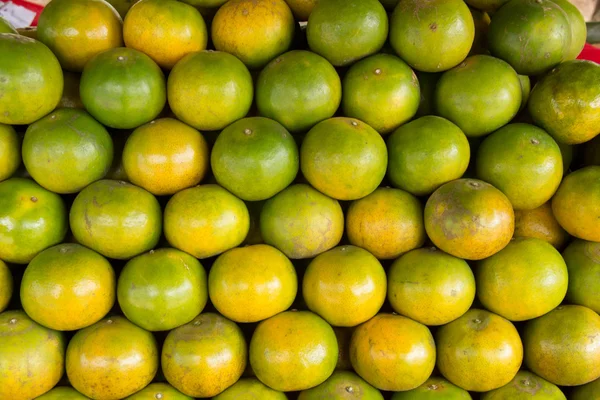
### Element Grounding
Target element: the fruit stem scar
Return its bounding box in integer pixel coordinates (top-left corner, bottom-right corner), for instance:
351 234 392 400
345 386 354 393
244 128 252 135
30 196 37 202
351 121 358 126
428 384 439 390
155 393 163 399
374 68 382 75
106 319 113 324
9 318 17 324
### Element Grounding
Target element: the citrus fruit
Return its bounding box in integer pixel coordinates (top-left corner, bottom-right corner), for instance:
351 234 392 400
301 117 387 200
387 116 470 196
0 124 20 182
424 178 515 260
122 118 209 196
164 184 249 258
209 244 297 323
213 378 287 400
124 0 207 69
519 74 531 111
256 50 341 133
37 0 123 71
20 243 115 331
67 316 158 399
22 108 114 194
303 245 386 327
179 0 226 7
0 34 63 125
480 370 566 400
106 0 140 18
388 247 476 326
0 310 65 400
69 179 162 260
342 53 420 134
476 123 563 210
476 237 568 321
0 178 67 264
523 305 600 386
284 0 317 20
528 60 600 144
562 239 600 314
346 187 425 260
435 55 522 137
58 71 84 109
80 47 166 129
35 387 91 399
436 309 523 392
334 327 353 370
571 378 600 400
551 0 587 61
162 313 247 398
124 383 192 400
307 0 388 67
298 370 384 400
415 71 440 117
211 0 295 69
552 166 600 242
350 313 436 391
167 51 253 131
0 17 16 33
389 0 474 73
514 201 569 249
250 310 338 391
391 376 472 400
464 0 509 11
488 0 571 76
118 248 208 331
260 184 344 259
211 117 299 201
0 260 11 313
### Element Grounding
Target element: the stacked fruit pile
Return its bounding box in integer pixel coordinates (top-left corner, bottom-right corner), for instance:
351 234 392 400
1 0 600 399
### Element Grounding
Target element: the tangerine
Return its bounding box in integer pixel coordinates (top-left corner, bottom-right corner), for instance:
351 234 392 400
124 383 192 400
480 370 566 400
562 239 600 314
391 376 471 400
213 378 287 400
298 370 384 400
0 124 20 182
0 260 11 313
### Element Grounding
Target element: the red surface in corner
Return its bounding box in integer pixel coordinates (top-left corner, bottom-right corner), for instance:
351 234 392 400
578 43 600 64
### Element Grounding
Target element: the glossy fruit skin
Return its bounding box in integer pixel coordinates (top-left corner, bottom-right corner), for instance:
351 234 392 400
168 51 253 131
23 108 113 194
58 71 84 109
209 244 297 323
307 0 388 67
256 50 341 133
571 378 600 400
301 117 387 201
0 17 16 33
343 54 420 134
518 74 531 111
551 0 587 61
303 245 386 327
528 60 600 145
480 370 566 400
435 55 522 137
488 0 571 76
80 47 166 129
0 124 20 182
260 184 344 259
124 0 207 69
299 370 383 400
0 311 65 400
514 202 569 250
476 123 563 210
390 0 474 73
424 179 515 260
124 383 192 399
37 0 123 72
562 240 600 314
388 247 475 326
0 34 63 125
69 180 162 260
35 386 91 399
476 237 568 321
162 313 247 398
250 311 338 392
0 260 11 312
118 248 207 331
213 378 287 400
391 376 472 400
346 187 425 260
552 166 600 242
164 184 249 259
123 118 209 196
21 243 115 331
387 116 470 196
284 0 317 21
0 178 67 264
211 117 299 201
351 313 436 391
524 305 600 386
67 316 158 400
436 309 523 392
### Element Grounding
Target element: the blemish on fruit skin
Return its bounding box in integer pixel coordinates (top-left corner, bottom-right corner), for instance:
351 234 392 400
429 22 437 32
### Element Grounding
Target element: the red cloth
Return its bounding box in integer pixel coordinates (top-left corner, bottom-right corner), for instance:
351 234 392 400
578 43 600 64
